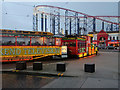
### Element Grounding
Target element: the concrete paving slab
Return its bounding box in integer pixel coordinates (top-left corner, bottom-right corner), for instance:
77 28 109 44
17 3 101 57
81 77 118 88
42 51 119 88
42 77 87 88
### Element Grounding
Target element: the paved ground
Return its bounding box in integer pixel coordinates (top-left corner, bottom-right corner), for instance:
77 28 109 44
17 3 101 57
2 73 57 88
1 50 119 88
42 51 119 88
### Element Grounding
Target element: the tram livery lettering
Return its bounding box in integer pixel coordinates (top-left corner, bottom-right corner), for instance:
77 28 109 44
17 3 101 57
0 46 61 57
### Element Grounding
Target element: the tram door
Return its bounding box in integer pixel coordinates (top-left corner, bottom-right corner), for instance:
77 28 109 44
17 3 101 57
68 41 77 55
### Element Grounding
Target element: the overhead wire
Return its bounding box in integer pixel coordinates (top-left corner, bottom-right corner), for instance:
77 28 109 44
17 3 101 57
2 2 35 18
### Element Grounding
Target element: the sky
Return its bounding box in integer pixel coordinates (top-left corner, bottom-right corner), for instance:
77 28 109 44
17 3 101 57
1 2 119 32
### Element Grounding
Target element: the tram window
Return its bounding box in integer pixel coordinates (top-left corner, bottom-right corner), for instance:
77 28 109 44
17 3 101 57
78 42 81 47
82 42 84 47
31 37 43 46
8 31 13 33
63 42 69 46
38 32 42 35
62 42 65 46
84 42 86 47
79 42 82 47
81 42 86 47
0 38 1 45
2 37 15 45
44 37 51 46
23 31 28 34
30 32 35 34
79 42 81 46
47 37 54 46
51 38 55 45
56 38 61 46
2 30 6 33
46 37 50 45
17 31 22 33
81 42 82 47
17 37 30 46
69 42 76 47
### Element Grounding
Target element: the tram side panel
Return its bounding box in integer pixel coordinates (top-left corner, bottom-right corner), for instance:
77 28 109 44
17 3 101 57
1 46 62 62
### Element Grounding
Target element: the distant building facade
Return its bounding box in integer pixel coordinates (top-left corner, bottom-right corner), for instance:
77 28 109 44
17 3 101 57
88 30 119 48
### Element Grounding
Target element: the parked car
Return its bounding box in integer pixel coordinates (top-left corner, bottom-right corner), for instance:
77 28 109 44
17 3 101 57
106 46 115 49
98 46 105 49
115 46 119 50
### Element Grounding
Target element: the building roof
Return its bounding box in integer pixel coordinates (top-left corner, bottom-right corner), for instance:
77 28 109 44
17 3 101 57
88 30 119 34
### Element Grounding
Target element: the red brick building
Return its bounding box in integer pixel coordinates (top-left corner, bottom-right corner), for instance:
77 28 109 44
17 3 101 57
88 30 119 48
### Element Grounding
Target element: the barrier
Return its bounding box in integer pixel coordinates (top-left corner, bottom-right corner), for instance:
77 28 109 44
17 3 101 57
84 63 95 73
56 63 66 72
16 61 26 70
33 62 42 70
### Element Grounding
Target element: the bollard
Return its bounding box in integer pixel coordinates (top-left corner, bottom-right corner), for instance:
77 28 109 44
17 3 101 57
56 63 66 72
84 63 95 73
33 62 42 70
16 61 26 70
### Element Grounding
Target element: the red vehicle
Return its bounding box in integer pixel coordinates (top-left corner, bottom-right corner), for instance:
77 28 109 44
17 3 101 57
61 35 96 58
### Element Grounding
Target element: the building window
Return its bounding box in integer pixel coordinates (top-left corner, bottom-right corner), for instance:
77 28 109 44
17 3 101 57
113 37 115 40
117 36 119 40
110 37 111 40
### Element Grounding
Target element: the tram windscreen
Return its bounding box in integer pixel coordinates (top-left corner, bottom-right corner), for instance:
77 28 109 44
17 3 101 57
62 42 69 46
69 42 76 47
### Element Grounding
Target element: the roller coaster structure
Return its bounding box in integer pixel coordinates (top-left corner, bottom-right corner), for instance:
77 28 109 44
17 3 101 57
33 5 119 35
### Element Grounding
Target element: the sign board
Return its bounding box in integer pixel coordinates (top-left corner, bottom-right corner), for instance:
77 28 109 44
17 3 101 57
61 46 67 54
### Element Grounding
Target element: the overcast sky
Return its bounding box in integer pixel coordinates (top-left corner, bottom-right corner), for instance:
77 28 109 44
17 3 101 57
2 2 118 31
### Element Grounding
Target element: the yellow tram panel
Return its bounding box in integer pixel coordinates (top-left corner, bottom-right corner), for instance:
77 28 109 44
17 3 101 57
0 46 61 57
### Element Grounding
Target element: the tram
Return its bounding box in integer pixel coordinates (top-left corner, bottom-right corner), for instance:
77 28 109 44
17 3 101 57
0 29 97 62
0 29 66 62
61 35 98 58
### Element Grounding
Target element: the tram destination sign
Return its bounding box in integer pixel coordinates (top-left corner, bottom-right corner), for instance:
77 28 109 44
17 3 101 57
0 46 61 57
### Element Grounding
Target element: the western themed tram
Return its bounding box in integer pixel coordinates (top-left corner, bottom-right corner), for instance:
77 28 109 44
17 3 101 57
0 29 65 62
61 35 98 58
0 29 98 62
